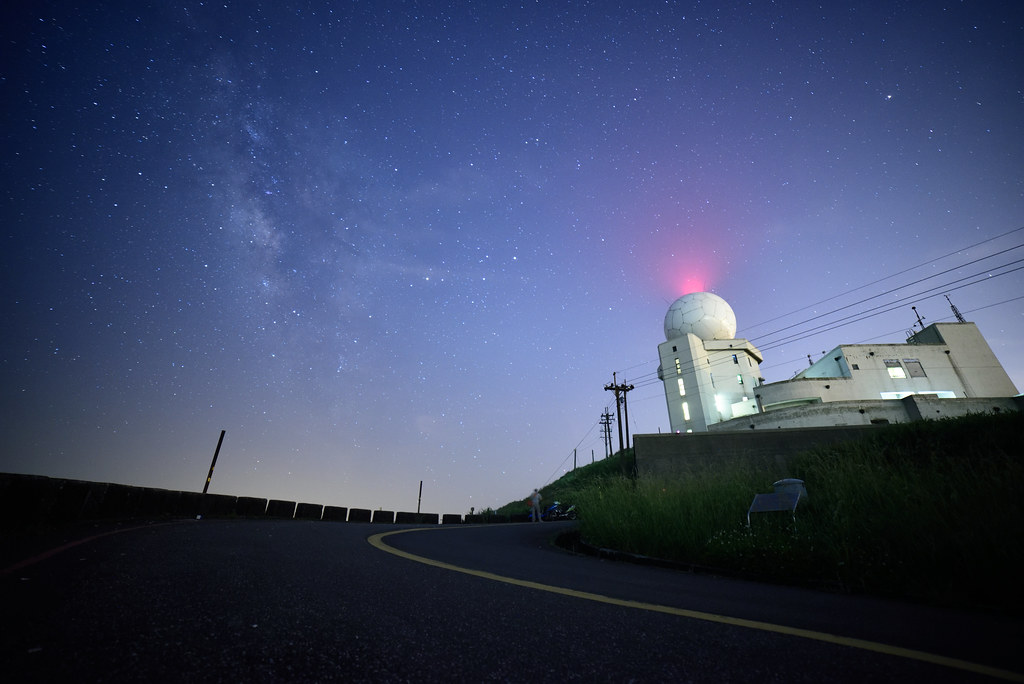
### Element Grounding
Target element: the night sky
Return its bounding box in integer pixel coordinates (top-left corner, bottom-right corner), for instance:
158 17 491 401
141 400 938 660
3 2 1022 514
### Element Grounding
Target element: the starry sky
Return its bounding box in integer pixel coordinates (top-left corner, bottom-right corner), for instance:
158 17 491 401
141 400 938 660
2 2 1022 514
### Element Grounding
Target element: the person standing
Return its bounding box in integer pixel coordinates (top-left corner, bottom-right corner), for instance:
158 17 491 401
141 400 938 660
529 488 543 522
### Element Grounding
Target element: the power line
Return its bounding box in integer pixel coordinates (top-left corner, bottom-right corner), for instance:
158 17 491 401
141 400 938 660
751 248 1024 347
755 261 1024 353
742 225 1024 334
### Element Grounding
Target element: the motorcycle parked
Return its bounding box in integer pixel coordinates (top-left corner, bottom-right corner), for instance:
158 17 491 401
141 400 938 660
529 501 577 521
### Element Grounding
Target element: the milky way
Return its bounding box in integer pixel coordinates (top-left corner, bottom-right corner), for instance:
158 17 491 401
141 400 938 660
2 2 1022 512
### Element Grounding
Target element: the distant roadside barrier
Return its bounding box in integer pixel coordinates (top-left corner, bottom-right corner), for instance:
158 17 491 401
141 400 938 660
0 473 504 528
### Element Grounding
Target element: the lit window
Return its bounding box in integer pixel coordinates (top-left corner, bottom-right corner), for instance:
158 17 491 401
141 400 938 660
674 358 682 375
677 378 685 397
884 359 906 379
737 374 743 385
682 402 690 420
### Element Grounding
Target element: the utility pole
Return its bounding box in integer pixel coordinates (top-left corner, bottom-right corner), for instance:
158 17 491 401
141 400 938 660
623 388 632 450
202 430 226 495
604 372 635 456
599 410 613 458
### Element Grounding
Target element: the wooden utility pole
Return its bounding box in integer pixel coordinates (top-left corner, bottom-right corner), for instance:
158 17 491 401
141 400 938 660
604 373 634 455
599 410 613 458
623 388 632 450
202 430 226 494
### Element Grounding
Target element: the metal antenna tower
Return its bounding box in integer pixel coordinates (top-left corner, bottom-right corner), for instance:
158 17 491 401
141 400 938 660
945 294 966 323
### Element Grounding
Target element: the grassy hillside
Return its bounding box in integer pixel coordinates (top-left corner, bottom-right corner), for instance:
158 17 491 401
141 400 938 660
494 449 633 517
516 411 1024 613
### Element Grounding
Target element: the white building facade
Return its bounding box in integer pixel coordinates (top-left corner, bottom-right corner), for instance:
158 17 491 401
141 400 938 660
657 295 1020 433
657 292 764 433
732 321 1020 429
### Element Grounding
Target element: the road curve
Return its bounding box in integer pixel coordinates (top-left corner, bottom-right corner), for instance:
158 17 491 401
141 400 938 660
2 518 1021 682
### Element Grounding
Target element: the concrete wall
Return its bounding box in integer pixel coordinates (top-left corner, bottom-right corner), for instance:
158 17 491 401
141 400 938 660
901 395 1022 421
634 425 880 481
637 396 1021 479
711 395 1021 430
0 473 483 528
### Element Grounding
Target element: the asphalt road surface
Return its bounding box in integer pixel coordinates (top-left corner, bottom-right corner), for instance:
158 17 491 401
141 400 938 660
2 518 1022 683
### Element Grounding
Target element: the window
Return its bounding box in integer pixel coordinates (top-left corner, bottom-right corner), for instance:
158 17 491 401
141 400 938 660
677 378 685 397
732 354 739 364
880 391 913 400
904 359 926 377
881 390 956 400
682 402 690 421
884 359 906 379
737 374 743 385
674 358 682 375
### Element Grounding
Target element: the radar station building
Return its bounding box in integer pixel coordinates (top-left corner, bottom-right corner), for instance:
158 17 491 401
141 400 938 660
657 292 765 432
657 293 1020 433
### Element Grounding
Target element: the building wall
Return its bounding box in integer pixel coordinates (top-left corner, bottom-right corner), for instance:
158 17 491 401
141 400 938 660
711 395 1021 430
658 334 763 433
756 323 1019 411
913 323 1020 397
658 333 710 432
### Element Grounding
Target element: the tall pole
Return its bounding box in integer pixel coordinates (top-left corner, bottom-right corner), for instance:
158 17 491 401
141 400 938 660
600 410 613 458
417 480 423 514
623 387 632 450
203 430 226 495
604 373 634 457
615 396 624 453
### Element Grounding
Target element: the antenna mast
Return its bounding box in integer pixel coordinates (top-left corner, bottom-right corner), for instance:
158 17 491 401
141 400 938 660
945 294 966 323
911 306 926 330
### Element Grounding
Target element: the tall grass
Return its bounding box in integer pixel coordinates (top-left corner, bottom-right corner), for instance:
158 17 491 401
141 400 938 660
573 412 1024 612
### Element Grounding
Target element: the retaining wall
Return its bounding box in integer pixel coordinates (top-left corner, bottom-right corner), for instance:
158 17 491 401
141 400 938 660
634 425 880 481
0 473 489 529
371 510 395 524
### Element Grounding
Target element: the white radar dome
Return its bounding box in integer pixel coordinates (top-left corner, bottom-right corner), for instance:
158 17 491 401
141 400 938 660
664 292 737 341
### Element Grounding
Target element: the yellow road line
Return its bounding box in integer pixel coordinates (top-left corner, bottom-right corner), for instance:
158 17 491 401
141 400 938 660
369 527 1023 683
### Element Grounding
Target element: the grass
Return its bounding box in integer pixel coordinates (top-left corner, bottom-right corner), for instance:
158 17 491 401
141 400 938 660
509 411 1024 613
493 450 634 518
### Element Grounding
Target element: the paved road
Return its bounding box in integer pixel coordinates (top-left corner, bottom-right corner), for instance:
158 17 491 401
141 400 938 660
2 519 1021 682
